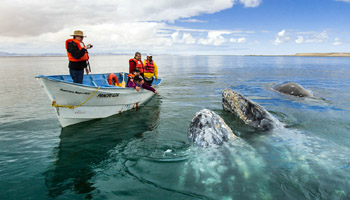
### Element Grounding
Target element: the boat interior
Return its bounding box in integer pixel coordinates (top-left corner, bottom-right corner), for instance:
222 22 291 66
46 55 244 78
37 73 161 88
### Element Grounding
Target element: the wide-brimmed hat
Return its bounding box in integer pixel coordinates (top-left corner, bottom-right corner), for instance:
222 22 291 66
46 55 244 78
71 30 86 37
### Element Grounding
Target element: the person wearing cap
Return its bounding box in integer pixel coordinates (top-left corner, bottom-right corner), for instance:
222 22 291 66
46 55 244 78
65 30 93 84
127 75 158 95
143 53 158 86
129 52 144 76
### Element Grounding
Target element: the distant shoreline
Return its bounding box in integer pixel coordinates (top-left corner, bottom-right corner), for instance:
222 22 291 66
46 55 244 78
246 53 350 57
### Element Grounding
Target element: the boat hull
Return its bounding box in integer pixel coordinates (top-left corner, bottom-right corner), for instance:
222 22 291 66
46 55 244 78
36 75 158 127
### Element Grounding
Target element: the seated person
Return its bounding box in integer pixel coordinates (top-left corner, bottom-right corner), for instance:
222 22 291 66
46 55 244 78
127 67 141 85
127 75 158 95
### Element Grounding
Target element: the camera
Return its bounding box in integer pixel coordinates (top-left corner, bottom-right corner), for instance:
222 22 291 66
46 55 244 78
89 44 93 48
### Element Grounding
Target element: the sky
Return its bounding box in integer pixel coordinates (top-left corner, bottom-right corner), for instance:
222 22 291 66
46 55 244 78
0 0 349 55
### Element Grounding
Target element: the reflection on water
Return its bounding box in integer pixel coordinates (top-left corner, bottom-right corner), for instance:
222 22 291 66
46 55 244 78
44 97 161 198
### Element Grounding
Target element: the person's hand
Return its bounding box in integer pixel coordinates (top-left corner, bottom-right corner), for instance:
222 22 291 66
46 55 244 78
154 91 159 95
155 77 158 81
86 44 93 49
136 86 141 92
85 67 89 75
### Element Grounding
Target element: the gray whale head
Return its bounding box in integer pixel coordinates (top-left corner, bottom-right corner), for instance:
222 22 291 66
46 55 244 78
274 82 312 97
188 109 236 147
222 89 276 131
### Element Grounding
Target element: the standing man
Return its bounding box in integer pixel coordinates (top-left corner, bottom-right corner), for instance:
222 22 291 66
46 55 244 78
129 52 144 76
143 53 158 86
65 30 92 84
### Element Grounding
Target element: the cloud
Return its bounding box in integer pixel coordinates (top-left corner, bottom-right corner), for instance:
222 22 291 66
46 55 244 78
0 0 235 37
198 31 232 46
239 0 262 7
178 19 207 23
295 36 304 44
230 37 246 43
171 32 196 44
273 29 291 45
335 0 350 2
295 31 329 44
333 37 342 46
0 0 264 54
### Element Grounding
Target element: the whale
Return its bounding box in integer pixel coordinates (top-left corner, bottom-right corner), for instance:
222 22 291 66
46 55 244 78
184 109 271 198
274 82 312 97
222 89 278 131
188 109 236 147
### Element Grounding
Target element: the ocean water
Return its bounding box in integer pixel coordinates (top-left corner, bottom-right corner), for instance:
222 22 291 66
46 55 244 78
0 55 350 199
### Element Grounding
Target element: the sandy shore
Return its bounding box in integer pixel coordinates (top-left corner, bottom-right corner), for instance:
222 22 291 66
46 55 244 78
293 53 350 57
246 53 350 57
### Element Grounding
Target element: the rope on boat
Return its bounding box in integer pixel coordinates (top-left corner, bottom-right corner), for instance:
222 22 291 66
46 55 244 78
51 86 101 109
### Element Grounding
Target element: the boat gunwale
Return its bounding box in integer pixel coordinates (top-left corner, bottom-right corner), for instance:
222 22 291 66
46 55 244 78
35 74 162 90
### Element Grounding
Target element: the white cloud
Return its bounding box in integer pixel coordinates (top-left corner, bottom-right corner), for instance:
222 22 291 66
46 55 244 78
295 31 329 44
273 29 291 45
295 36 304 44
306 31 329 43
0 0 264 54
171 32 196 44
0 0 256 54
335 0 350 2
198 31 231 46
0 0 235 37
182 33 197 44
230 37 246 43
179 19 207 23
333 37 342 46
239 0 262 7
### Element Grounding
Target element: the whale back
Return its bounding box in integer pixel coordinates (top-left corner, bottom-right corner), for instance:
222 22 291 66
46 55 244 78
274 82 312 97
188 109 236 147
222 89 274 131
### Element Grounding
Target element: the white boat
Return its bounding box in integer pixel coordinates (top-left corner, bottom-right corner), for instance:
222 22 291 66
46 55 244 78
36 73 161 127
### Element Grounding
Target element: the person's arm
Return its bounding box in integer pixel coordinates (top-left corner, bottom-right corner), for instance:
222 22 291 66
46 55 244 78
129 60 136 74
154 62 158 80
141 83 157 94
67 42 86 59
127 80 134 87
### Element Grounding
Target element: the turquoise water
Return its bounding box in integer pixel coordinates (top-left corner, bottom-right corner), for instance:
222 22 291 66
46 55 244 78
1 55 350 199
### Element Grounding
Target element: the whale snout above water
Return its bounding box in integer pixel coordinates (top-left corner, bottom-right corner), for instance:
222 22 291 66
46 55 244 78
222 89 276 131
274 82 312 97
188 109 236 147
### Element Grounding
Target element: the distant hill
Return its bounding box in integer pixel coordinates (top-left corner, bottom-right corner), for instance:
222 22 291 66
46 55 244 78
0 51 23 56
0 51 131 57
0 51 66 57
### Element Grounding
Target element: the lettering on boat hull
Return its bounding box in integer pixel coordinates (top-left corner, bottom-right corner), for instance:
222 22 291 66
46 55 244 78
60 88 91 95
97 93 120 98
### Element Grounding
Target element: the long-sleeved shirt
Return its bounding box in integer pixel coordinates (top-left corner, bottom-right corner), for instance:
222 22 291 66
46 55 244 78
127 80 156 93
67 42 88 70
142 60 158 79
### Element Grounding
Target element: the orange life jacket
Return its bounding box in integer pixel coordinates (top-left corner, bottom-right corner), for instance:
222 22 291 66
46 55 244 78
65 39 89 62
129 58 144 73
144 60 155 73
